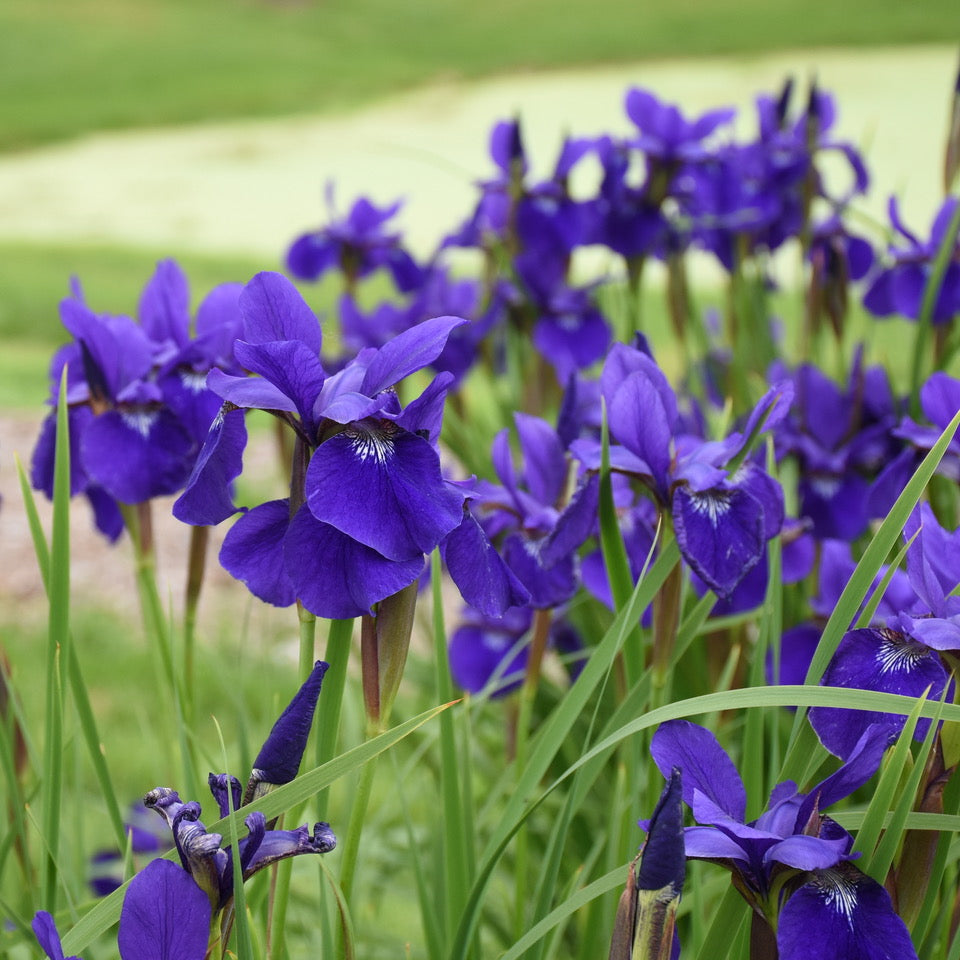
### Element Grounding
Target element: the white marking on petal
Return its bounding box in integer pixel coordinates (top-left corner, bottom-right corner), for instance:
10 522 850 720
121 410 158 438
809 475 841 499
346 421 396 464
875 629 928 675
180 369 209 394
809 869 859 927
688 490 733 525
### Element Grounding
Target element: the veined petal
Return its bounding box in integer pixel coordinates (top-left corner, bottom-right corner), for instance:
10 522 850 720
306 421 463 560
672 484 765 598
285 505 424 619
810 628 948 759
206 367 298 414
220 500 297 608
359 315 466 396
173 406 247 526
650 719 746 822
763 833 853 871
777 864 918 960
240 272 322 355
81 408 194 503
118 858 211 960
232 340 326 433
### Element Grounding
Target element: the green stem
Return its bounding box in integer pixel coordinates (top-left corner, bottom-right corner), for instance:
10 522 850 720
315 619 354 818
297 602 317 680
338 753 378 906
183 524 209 726
512 608 552 938
121 502 198 799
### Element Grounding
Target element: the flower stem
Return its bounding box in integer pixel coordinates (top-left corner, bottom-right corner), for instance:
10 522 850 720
183 523 209 726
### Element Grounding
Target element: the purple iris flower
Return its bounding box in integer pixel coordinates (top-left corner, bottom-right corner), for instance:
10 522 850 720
448 605 584 697
34 860 212 960
809 504 960 759
871 372 960 510
572 342 790 597
473 412 598 609
863 196 960 323
286 186 425 292
31 263 242 537
145 659 335 915
33 662 330 960
772 352 902 541
89 802 171 897
651 719 915 960
175 271 518 620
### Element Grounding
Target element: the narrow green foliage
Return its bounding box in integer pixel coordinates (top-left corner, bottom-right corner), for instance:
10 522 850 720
40 371 71 912
854 693 929 871
430 551 472 951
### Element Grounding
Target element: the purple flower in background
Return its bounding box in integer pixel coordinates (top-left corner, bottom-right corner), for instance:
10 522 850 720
89 802 171 897
31 263 242 538
448 605 584 696
810 503 960 759
287 186 424 292
772 352 902 541
572 342 789 597
863 196 960 323
651 719 913 960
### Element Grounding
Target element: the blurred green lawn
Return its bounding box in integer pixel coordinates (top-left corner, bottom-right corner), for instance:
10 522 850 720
2 0 955 152
1 0 952 406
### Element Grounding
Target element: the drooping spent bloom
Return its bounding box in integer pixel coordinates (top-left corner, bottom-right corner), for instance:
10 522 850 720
31 262 242 538
146 660 335 919
650 719 915 960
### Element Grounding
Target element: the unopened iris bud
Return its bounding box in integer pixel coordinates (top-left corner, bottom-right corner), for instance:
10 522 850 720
243 660 329 805
609 769 685 960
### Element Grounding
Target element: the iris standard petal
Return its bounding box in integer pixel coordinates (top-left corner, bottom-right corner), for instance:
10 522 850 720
359 314 466 396
239 272 322 356
650 719 746 822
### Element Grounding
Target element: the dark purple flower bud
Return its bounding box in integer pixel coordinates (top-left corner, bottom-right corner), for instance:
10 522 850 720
244 660 329 804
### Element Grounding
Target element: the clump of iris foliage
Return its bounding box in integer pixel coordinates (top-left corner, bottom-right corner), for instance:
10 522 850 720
4 66 960 960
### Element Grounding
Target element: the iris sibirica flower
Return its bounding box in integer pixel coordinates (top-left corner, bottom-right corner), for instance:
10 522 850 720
571 341 789 598
33 661 333 960
286 186 425 293
771 352 902 541
651 719 916 960
174 271 519 620
863 197 960 324
31 261 242 539
810 503 959 759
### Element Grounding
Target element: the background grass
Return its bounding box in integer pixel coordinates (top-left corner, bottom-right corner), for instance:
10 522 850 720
1 0 957 152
